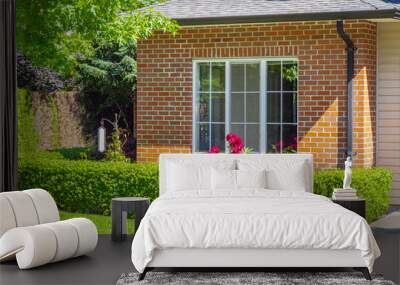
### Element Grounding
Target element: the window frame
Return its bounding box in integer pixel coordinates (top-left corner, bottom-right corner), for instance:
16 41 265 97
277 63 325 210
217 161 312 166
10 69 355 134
192 57 299 153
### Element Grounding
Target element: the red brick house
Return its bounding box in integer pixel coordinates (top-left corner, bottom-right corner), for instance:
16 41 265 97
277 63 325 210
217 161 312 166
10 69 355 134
135 0 400 204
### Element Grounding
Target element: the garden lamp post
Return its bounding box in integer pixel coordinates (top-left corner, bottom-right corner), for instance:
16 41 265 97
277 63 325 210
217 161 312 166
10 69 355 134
98 120 106 153
98 113 119 153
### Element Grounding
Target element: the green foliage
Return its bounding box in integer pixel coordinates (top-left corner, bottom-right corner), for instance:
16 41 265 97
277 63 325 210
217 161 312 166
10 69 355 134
242 147 253 154
17 88 39 160
105 129 127 162
16 0 179 76
48 95 61 149
21 150 71 162
78 42 136 134
283 64 298 82
79 42 136 94
19 157 159 215
314 168 392 222
59 210 134 234
52 147 96 160
19 153 391 222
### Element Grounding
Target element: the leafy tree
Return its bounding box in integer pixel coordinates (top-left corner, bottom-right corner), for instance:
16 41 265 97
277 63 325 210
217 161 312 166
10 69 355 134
16 0 178 76
16 0 177 159
78 41 136 136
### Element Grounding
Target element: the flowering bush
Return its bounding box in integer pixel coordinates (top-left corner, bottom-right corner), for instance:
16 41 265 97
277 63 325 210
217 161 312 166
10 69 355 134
272 137 298 153
226 133 244 153
208 133 298 154
209 132 251 154
208 146 221 154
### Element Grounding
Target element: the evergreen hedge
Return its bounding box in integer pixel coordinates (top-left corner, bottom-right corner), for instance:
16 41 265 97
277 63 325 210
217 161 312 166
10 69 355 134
19 157 391 222
19 158 158 215
314 168 392 222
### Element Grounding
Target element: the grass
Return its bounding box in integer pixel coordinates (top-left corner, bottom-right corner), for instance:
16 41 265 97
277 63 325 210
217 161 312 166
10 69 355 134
59 211 134 234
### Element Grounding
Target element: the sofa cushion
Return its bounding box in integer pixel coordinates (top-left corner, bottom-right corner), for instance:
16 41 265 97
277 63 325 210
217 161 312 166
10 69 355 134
0 191 39 227
42 221 79 262
0 189 60 238
24 189 59 224
0 196 17 238
0 218 97 269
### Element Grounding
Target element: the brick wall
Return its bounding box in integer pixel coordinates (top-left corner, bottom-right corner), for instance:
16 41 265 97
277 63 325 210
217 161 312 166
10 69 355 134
136 20 376 168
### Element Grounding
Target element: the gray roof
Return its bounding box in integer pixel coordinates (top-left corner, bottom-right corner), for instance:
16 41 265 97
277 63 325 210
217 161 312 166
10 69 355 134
149 0 400 25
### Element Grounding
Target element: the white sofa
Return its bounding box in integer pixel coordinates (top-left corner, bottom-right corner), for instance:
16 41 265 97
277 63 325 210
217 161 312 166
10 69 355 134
0 189 98 269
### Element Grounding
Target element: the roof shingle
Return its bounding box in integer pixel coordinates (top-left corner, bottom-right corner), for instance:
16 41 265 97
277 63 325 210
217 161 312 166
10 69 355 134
149 0 400 25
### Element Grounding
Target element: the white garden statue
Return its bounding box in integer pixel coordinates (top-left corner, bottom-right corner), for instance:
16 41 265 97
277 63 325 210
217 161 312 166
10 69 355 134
343 156 352 189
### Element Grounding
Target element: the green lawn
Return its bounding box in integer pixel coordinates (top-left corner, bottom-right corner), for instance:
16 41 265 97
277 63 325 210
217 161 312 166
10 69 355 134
59 211 134 234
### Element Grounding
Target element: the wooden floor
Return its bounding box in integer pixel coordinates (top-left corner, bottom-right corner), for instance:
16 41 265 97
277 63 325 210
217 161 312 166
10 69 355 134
0 235 134 285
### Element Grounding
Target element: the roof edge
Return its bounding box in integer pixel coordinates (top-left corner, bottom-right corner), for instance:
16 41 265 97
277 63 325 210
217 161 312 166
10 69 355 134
174 9 399 26
395 9 400 20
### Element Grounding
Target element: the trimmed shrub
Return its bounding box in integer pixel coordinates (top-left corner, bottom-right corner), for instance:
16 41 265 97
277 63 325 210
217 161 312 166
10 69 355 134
52 147 96 160
19 158 158 215
19 156 391 222
314 168 392 222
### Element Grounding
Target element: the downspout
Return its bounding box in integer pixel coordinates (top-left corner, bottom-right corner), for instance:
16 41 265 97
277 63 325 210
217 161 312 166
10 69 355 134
336 20 356 160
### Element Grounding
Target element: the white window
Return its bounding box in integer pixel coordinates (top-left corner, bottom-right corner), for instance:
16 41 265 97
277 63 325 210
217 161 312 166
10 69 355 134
193 58 298 153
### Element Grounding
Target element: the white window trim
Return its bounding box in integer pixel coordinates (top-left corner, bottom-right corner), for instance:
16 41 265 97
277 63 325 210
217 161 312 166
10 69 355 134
192 57 299 153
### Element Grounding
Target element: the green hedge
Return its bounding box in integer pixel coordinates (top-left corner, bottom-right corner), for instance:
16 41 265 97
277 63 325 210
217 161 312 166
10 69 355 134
19 157 391 222
314 168 392 222
19 158 158 215
51 147 96 160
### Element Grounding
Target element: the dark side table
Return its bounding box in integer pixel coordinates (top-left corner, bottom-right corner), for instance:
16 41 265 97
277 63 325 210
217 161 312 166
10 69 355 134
111 197 150 242
332 198 366 218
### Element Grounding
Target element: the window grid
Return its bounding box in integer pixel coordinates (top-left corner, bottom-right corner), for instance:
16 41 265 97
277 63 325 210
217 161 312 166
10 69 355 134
193 58 298 153
196 62 227 151
224 62 231 153
280 61 283 154
231 64 246 148
208 63 212 149
266 60 298 154
265 62 269 152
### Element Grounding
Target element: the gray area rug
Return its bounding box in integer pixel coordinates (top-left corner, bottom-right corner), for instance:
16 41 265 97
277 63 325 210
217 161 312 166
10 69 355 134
116 272 395 285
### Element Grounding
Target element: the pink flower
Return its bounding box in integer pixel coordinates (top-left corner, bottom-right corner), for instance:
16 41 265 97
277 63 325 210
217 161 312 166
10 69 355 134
208 145 221 154
226 132 245 154
226 133 235 141
231 143 244 154
226 133 241 145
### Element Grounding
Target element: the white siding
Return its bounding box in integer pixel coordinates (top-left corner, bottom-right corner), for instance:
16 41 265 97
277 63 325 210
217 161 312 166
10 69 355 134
377 23 400 205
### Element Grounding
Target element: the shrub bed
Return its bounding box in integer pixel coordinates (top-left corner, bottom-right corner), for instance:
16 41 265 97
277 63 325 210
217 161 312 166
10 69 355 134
19 158 158 215
314 168 392 222
19 156 391 222
51 147 96 160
